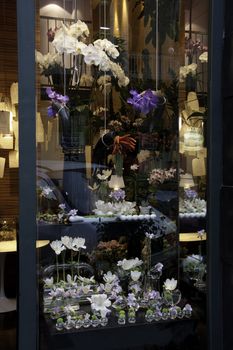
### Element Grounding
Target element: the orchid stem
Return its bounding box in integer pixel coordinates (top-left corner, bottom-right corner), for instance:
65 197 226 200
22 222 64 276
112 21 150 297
56 254 59 284
71 250 74 280
62 251 65 282
77 250 81 277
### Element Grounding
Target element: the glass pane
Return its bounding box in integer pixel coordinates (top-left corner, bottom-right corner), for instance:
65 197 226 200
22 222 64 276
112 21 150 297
0 1 18 349
36 1 208 349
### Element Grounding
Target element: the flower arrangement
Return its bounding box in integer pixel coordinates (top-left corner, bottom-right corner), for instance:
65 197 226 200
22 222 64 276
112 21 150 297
148 168 176 186
44 243 192 329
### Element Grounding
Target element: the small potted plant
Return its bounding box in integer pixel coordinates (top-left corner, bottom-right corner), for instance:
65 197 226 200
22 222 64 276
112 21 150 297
75 314 83 329
118 310 126 325
55 317 64 331
91 314 99 327
161 307 169 320
128 307 136 324
145 308 154 322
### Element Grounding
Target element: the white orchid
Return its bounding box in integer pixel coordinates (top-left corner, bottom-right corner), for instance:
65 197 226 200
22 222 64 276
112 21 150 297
97 75 112 94
35 50 61 70
88 294 111 318
50 240 66 255
137 150 151 163
179 63 197 82
199 51 208 63
82 44 109 67
130 270 141 282
80 74 94 87
109 61 129 87
94 38 119 59
163 278 177 291
130 164 139 171
66 20 90 38
68 209 78 217
61 236 73 250
72 237 86 251
75 41 87 55
117 258 143 271
96 169 112 181
53 29 79 54
44 277 54 288
103 271 118 284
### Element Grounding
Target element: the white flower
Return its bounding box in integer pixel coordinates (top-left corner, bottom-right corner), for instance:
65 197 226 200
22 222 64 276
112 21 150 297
78 276 95 284
88 294 111 318
96 169 112 180
82 44 108 66
137 150 150 163
67 20 89 38
163 278 177 291
179 63 197 82
50 240 66 255
93 200 137 216
97 75 112 94
130 270 141 281
59 203 66 210
72 237 86 251
130 164 139 171
44 277 54 287
199 51 208 63
109 61 129 87
117 258 143 271
68 209 78 216
66 274 77 285
103 271 118 284
35 50 61 70
61 236 73 249
80 74 94 87
94 38 119 59
75 41 87 55
81 284 91 294
53 29 79 54
64 304 78 315
88 182 99 191
41 186 53 198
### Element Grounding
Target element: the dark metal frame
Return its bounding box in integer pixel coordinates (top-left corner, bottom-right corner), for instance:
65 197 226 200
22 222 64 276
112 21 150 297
207 0 224 350
17 0 37 349
16 0 224 349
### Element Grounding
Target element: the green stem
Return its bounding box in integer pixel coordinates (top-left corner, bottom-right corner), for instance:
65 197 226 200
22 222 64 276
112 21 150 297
62 251 65 282
71 250 74 280
56 254 59 284
77 250 81 277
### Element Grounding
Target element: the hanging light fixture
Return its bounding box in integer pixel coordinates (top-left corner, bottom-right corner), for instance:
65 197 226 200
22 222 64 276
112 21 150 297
183 127 204 152
179 173 195 189
108 175 125 190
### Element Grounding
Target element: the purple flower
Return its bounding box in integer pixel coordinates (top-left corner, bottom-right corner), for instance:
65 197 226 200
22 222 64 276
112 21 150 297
127 89 158 114
184 189 198 199
109 189 126 201
47 105 57 118
46 87 69 104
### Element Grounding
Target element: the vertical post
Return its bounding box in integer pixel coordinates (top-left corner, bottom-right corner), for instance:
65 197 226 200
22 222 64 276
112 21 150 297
17 0 37 349
208 0 224 349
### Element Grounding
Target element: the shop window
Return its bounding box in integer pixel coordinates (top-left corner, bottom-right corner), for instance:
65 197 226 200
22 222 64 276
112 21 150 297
35 1 208 349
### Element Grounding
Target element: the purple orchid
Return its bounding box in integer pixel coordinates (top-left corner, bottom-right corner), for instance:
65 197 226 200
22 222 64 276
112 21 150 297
46 87 69 104
127 89 158 114
46 87 69 118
